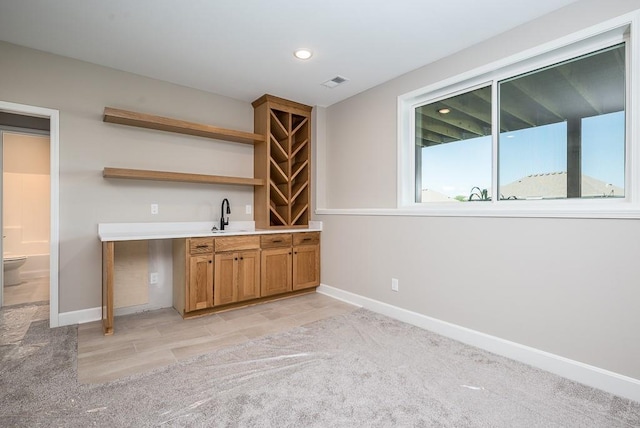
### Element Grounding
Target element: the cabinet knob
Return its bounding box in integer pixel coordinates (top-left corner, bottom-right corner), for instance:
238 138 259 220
208 260 212 264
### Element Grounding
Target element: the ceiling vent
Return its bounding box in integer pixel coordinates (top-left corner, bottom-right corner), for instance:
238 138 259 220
321 75 349 89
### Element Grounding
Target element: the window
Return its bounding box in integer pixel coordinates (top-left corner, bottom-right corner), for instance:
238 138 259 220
416 86 492 202
399 20 636 217
498 44 625 201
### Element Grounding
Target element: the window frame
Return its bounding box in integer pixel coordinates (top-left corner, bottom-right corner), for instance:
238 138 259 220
397 13 640 218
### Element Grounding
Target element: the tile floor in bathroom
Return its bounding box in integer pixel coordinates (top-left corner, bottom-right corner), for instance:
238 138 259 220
3 275 49 307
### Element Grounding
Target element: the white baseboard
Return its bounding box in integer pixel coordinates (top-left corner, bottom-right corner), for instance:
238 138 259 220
21 270 49 280
58 307 101 326
317 284 640 403
114 304 169 317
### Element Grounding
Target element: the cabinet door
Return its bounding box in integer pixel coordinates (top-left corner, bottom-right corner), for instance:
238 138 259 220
188 254 213 311
293 245 320 290
237 250 261 302
261 247 292 297
214 252 237 306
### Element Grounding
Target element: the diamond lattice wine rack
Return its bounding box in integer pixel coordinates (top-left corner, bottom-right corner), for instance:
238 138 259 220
252 95 312 229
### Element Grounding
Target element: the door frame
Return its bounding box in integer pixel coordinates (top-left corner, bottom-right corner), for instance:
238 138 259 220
0 101 60 327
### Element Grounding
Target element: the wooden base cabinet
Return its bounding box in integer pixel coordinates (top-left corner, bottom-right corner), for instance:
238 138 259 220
213 236 261 306
189 254 214 310
174 232 319 318
261 232 319 296
173 238 214 315
293 232 320 290
261 247 293 297
237 252 260 301
214 250 260 305
293 245 320 290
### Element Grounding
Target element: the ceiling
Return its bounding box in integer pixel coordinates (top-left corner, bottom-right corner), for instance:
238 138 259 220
0 0 580 107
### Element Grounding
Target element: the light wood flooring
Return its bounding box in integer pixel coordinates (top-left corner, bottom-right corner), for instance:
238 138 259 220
3 275 49 307
78 292 357 384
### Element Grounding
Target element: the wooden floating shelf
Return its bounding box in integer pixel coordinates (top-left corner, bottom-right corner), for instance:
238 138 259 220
104 167 265 186
103 107 265 145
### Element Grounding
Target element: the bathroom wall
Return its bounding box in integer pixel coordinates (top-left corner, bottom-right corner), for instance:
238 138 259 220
2 132 50 278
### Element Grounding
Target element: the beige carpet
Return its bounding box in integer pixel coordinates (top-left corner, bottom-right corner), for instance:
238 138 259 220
1 302 639 427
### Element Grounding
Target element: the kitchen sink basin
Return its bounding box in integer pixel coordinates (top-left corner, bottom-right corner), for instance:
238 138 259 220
210 229 248 234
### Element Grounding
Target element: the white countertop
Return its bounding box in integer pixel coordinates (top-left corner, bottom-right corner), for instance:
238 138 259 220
98 221 322 242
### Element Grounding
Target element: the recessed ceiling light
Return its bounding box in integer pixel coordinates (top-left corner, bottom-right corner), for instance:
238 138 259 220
438 108 451 114
294 49 313 60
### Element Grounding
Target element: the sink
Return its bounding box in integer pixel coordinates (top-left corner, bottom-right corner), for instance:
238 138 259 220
210 229 248 235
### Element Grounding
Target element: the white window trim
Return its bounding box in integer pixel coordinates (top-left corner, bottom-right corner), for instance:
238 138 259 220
395 11 640 219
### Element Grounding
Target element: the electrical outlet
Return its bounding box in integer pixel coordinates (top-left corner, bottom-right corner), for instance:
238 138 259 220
150 272 159 284
391 278 399 292
245 204 252 214
151 203 159 215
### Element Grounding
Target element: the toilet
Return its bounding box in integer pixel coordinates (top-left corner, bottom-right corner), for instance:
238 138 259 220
3 254 27 286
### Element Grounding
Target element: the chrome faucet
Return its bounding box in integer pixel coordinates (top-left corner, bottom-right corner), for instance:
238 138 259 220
220 198 231 231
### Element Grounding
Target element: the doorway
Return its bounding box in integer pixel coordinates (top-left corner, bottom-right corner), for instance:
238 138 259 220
2 130 51 308
0 101 59 327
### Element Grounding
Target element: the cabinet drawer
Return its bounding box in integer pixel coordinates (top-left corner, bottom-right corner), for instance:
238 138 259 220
215 235 260 252
261 233 292 249
293 232 320 246
189 237 214 254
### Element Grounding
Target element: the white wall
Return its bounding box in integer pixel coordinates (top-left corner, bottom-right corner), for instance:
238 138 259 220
317 0 640 381
0 41 257 313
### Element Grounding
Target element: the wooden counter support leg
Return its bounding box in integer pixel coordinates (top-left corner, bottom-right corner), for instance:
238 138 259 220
102 241 115 335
